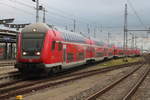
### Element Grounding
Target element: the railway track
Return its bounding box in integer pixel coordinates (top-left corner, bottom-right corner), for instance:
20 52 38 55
0 71 20 80
0 72 21 91
86 63 149 100
0 61 16 67
0 61 139 88
0 62 140 100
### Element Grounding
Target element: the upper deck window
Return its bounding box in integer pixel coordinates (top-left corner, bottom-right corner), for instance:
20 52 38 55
51 41 56 50
62 32 86 44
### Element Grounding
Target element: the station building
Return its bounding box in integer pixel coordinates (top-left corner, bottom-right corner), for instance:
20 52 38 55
0 29 17 60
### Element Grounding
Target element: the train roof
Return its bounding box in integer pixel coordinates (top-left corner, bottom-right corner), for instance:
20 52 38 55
21 23 106 45
52 25 106 46
54 26 87 44
22 23 50 33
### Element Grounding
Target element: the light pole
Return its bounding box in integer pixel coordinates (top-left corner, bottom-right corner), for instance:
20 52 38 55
94 27 96 38
36 0 39 23
141 38 144 54
130 33 135 49
32 0 39 23
123 3 128 62
39 5 46 23
134 36 138 50
108 32 110 46
87 24 90 39
43 7 46 23
73 19 76 32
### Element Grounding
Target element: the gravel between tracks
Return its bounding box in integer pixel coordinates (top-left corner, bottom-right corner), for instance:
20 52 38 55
23 65 138 100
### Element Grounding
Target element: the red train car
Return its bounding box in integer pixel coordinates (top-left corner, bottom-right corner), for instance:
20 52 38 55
15 23 140 75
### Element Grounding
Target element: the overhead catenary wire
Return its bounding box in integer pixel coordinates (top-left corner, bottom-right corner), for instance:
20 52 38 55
0 2 35 24
13 0 75 22
127 0 147 29
0 2 34 16
2 1 73 29
5 0 125 33
2 0 145 40
7 0 35 9
41 1 90 24
39 0 101 33
7 0 76 25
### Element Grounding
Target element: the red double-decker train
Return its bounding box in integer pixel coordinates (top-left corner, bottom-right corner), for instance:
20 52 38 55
15 23 140 75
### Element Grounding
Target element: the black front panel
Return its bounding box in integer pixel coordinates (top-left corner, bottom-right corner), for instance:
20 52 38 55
22 32 45 58
22 33 44 51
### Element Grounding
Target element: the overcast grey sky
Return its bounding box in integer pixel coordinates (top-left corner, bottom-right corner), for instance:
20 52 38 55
0 0 149 49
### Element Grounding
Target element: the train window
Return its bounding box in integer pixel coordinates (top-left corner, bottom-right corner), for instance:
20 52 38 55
77 52 84 60
109 52 112 56
69 34 71 42
51 41 56 50
96 52 103 57
67 53 74 62
104 48 107 51
70 34 72 42
71 35 73 42
67 33 70 41
120 52 124 55
66 33 69 41
65 33 68 41
58 42 62 51
71 34 74 42
64 33 66 41
92 47 95 52
64 33 67 41
62 33 66 41
86 46 91 52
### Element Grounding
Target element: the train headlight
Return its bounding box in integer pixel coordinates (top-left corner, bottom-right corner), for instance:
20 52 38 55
33 28 37 32
22 52 27 55
36 52 40 56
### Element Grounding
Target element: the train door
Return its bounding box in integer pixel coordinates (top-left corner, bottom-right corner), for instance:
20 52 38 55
63 44 66 64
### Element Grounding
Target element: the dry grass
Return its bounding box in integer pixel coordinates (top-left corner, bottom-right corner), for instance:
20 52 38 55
98 57 142 68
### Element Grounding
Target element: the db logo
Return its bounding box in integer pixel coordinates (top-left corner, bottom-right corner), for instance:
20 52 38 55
29 59 33 62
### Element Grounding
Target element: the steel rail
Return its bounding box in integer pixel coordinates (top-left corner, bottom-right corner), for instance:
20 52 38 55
123 66 150 100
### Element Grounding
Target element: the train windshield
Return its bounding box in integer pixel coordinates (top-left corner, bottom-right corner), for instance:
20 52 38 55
22 33 45 52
